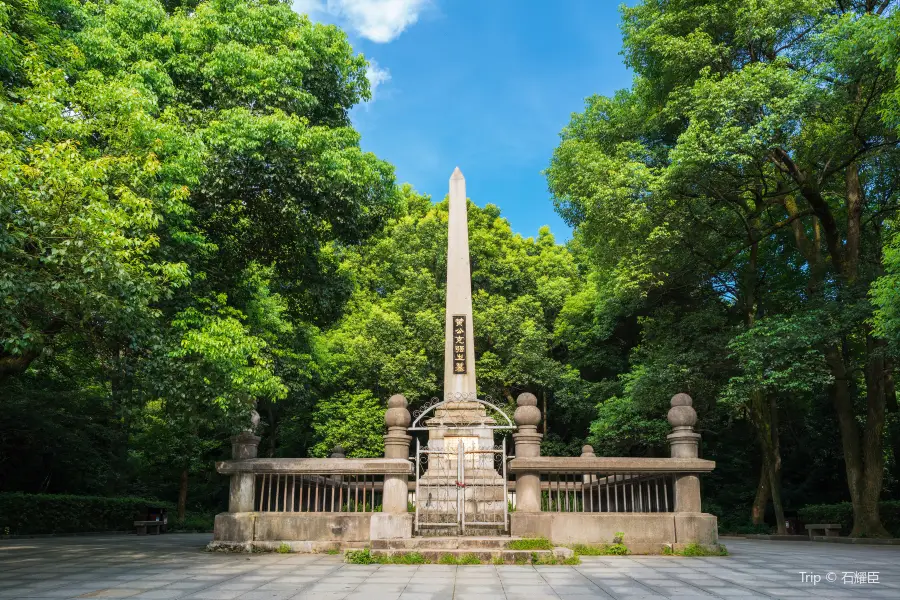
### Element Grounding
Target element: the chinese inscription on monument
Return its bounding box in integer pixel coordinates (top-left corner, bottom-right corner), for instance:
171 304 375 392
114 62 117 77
453 315 467 374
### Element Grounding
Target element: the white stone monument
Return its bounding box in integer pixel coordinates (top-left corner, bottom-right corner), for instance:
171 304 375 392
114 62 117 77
417 168 506 530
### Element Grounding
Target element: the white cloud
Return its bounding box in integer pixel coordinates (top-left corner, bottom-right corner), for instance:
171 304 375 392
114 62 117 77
365 60 391 100
294 0 428 43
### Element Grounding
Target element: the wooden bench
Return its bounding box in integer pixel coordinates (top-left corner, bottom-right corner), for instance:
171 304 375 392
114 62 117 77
805 523 841 539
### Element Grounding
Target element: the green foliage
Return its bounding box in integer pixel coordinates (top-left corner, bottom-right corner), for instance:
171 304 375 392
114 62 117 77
438 553 459 565
458 553 481 565
678 543 728 557
507 537 552 550
344 548 376 564
388 552 427 564
0 493 174 535
311 391 385 458
798 502 900 537
277 542 291 554
172 513 214 532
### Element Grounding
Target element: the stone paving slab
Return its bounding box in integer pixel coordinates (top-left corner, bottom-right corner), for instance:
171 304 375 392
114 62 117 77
2 534 900 599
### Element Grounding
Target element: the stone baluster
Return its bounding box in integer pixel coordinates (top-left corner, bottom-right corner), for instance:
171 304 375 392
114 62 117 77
228 431 260 513
512 392 543 512
667 393 702 512
382 394 412 514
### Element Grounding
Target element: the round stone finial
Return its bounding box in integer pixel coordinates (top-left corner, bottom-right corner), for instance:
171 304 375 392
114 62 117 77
514 393 541 428
516 392 538 407
667 405 697 428
385 394 411 429
670 393 692 407
581 444 595 457
330 445 346 459
388 394 408 409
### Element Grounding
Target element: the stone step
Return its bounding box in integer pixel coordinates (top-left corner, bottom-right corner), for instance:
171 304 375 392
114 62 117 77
372 536 516 550
370 548 552 564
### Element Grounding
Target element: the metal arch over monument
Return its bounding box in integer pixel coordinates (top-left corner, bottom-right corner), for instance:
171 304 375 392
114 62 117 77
413 167 513 535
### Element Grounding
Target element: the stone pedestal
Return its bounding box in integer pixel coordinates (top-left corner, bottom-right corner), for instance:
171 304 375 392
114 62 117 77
667 393 702 515
372 394 413 540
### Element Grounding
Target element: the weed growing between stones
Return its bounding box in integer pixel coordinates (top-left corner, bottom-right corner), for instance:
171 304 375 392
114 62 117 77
276 542 291 554
570 542 628 556
506 537 553 550
532 552 582 565
662 543 728 556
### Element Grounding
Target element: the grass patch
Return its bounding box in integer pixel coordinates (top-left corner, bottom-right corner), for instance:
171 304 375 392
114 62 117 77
324 548 340 555
676 543 728 556
276 542 291 554
388 552 427 564
507 537 553 550
458 553 481 565
438 553 458 565
345 549 431 564
570 543 629 556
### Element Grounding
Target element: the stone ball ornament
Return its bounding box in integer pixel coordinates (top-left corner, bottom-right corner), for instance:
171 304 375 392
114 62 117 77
581 444 596 456
514 392 541 427
385 394 411 428
670 393 692 407
667 393 697 428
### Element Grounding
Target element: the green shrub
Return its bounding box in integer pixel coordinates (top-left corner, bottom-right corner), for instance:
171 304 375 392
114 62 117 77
0 493 177 535
507 537 552 550
173 512 214 532
345 548 375 564
277 542 291 554
605 543 629 555
798 501 900 537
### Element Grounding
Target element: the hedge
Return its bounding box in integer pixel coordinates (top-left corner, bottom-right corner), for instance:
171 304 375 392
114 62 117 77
798 501 900 537
0 493 176 535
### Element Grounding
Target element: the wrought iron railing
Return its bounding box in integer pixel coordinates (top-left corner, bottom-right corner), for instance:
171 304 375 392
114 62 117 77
507 456 714 514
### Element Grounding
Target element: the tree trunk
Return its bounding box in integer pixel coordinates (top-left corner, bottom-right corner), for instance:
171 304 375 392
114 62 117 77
178 469 188 523
766 394 787 535
825 343 890 537
743 240 785 534
750 390 786 534
751 460 771 526
543 390 548 435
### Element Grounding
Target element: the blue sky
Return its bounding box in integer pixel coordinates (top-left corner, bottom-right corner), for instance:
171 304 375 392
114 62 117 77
293 1 635 242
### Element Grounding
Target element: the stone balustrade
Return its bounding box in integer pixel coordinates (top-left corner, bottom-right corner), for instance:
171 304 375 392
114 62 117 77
507 392 719 551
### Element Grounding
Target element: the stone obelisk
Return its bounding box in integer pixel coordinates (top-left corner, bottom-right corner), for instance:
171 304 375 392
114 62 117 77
444 167 477 398
418 168 505 532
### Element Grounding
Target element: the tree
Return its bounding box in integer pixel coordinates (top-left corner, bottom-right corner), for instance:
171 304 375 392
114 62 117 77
548 0 900 535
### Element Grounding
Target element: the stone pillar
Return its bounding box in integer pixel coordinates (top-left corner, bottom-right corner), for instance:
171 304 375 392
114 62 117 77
229 431 260 513
371 394 413 539
667 393 702 512
512 393 543 512
383 394 412 513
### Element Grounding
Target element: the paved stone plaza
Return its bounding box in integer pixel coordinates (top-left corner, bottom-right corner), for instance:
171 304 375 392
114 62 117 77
1 534 899 599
